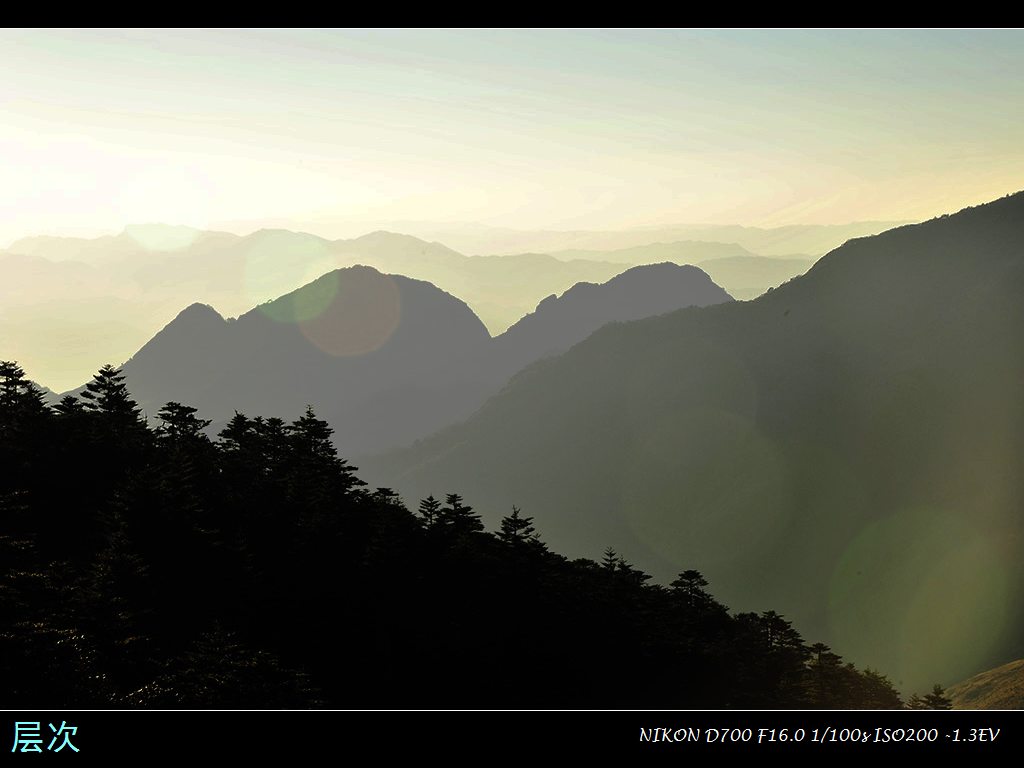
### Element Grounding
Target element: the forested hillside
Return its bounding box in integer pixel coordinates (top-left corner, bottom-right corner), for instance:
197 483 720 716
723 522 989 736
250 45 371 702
0 361 903 708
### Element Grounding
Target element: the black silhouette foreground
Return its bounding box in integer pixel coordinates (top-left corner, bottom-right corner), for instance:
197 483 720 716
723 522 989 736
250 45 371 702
2 361 915 708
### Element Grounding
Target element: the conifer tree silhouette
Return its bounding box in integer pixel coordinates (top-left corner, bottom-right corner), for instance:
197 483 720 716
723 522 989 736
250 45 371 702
438 493 484 535
0 362 912 710
417 495 441 528
80 365 142 423
601 547 620 571
922 683 953 710
497 505 545 551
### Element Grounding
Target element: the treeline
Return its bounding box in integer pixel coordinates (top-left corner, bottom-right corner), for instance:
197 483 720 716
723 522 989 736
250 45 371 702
1 361 916 708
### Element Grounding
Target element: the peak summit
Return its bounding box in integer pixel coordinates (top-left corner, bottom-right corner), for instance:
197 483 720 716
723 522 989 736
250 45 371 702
172 303 226 325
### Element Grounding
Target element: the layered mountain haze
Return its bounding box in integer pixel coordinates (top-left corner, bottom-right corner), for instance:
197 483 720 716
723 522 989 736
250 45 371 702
104 262 731 456
2 219 886 391
329 232 627 333
0 229 631 389
546 243 816 301
1 200 1011 699
548 241 758 264
391 221 908 258
362 192 1024 692
490 263 732 382
8 224 234 263
696 257 816 301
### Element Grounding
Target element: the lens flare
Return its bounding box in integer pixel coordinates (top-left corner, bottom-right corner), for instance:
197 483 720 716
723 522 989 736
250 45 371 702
298 268 402 357
124 223 200 252
242 231 335 314
829 505 1013 690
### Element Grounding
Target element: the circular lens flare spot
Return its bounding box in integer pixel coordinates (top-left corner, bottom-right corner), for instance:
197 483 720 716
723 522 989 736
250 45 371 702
242 231 334 314
299 269 402 357
828 505 1012 690
261 271 340 325
124 223 200 252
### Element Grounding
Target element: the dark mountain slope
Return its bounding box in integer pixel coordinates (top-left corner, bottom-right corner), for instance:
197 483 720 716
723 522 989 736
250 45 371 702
362 192 1024 692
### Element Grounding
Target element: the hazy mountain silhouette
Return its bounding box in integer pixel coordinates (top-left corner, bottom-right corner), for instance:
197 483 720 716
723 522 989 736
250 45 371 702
4 227 629 389
362 192 1024 692
490 263 732 382
948 659 1024 709
4 220 865 391
0 252 108 295
386 220 907 257
675 222 909 257
75 263 731 457
9 225 239 264
329 231 627 332
545 243 815 300
549 240 757 264
114 265 490 455
697 256 815 300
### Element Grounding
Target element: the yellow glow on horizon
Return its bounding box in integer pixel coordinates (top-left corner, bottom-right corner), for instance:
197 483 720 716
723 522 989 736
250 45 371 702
2 30 1024 245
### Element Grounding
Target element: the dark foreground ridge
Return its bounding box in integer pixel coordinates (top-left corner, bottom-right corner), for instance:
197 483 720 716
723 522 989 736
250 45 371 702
1 360 913 709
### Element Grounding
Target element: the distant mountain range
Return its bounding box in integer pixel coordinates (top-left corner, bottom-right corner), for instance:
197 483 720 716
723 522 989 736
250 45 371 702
382 220 907 257
548 241 759 263
2 221 869 391
544 243 816 300
696 256 815 301
361 192 1024 692
99 262 730 456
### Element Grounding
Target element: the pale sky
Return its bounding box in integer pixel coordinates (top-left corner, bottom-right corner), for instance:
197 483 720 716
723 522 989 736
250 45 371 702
2 28 1023 245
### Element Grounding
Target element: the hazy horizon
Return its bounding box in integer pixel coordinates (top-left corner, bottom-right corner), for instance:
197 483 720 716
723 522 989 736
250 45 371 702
1 216 915 254
2 29 1023 245
2 215 916 252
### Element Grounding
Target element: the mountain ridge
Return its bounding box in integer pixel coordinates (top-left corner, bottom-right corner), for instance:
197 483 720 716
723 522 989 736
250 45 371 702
65 262 732 458
361 191 1024 692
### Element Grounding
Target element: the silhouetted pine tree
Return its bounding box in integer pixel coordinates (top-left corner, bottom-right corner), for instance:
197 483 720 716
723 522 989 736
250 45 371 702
804 643 852 708
601 547 620 571
616 556 653 586
54 394 85 417
79 364 146 434
437 493 484 536
417 495 441 528
854 668 904 709
371 487 403 508
497 505 546 552
670 570 716 613
155 402 211 443
923 683 953 710
0 360 48 431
